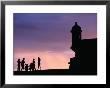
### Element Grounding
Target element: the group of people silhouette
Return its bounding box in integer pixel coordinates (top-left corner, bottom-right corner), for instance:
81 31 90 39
17 57 41 71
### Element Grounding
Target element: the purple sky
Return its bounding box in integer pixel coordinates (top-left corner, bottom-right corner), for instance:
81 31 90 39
13 13 97 70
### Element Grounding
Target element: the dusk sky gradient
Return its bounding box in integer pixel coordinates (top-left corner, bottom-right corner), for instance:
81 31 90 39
14 13 97 70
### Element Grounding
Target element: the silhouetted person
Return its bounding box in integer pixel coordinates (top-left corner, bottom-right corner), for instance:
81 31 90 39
38 57 41 70
25 64 29 71
17 59 21 71
32 59 36 71
71 22 82 51
21 58 25 71
29 59 36 71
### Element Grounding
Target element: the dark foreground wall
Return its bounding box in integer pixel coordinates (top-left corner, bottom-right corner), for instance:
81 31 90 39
69 38 97 75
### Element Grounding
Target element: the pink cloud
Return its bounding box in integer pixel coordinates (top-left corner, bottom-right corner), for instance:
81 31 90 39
14 50 74 71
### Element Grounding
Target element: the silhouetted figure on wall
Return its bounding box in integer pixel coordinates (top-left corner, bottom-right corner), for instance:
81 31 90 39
71 22 82 51
25 64 29 71
38 57 41 70
17 59 21 71
21 58 25 71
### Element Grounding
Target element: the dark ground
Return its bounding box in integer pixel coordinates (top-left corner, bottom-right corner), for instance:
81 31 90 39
14 69 97 75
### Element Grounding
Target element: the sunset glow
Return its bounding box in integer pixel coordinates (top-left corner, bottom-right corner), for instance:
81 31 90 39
14 13 97 70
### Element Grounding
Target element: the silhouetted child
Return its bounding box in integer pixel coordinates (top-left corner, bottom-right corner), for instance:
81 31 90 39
17 59 21 71
25 64 29 71
38 57 41 70
21 58 25 71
